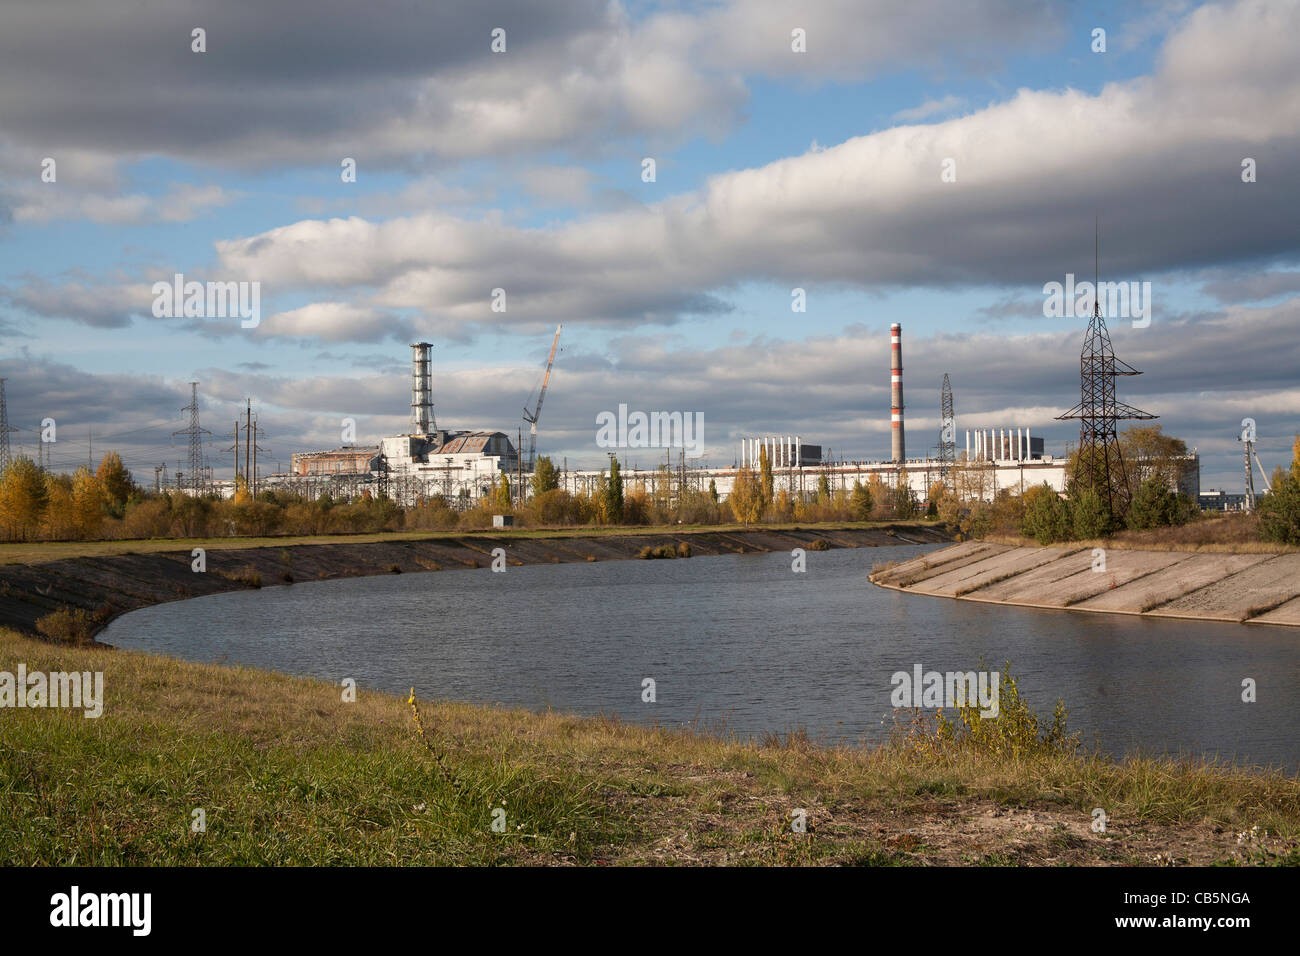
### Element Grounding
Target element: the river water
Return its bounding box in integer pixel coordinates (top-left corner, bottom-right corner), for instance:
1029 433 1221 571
102 544 1300 772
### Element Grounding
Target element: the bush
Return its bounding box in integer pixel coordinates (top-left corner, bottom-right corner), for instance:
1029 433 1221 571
220 565 262 588
1021 483 1070 544
1126 476 1194 531
1070 486 1111 540
638 544 678 559
1259 470 1300 545
35 607 97 645
936 663 1077 759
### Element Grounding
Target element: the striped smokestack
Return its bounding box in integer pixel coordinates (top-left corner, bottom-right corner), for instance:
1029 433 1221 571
410 342 435 436
890 323 905 463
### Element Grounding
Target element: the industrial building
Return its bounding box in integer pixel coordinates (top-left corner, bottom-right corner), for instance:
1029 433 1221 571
558 322 1198 504
268 342 520 504
269 322 1198 508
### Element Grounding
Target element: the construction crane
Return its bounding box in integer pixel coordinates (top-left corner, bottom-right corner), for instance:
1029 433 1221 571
522 324 562 472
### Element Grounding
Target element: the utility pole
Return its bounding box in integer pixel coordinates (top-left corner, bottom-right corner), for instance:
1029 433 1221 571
250 416 268 500
228 419 242 492
244 399 252 494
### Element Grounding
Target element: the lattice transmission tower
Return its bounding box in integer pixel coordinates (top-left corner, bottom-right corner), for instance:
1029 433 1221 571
0 378 16 473
173 382 211 496
1055 229 1155 521
938 373 956 480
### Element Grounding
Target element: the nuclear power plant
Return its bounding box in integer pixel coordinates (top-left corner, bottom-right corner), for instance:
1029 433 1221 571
270 323 1198 507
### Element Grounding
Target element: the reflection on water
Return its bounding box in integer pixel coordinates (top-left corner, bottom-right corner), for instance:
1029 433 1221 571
102 544 1300 771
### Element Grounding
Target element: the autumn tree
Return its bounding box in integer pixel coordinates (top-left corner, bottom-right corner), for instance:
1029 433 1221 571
530 455 559 497
728 467 763 524
70 466 106 539
0 457 49 540
1259 435 1300 545
1120 424 1189 490
96 451 134 516
849 479 873 521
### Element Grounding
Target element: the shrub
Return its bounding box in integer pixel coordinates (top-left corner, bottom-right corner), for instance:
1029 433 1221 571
638 544 678 559
221 565 262 588
35 607 97 645
1021 483 1070 544
1259 469 1300 545
1070 486 1111 540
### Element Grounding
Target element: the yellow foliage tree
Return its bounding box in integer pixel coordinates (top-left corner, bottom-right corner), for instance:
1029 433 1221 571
728 467 763 524
70 466 106 539
0 457 49 540
95 451 134 515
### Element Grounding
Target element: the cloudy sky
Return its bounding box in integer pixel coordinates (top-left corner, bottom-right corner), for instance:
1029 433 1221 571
1 0 1297 488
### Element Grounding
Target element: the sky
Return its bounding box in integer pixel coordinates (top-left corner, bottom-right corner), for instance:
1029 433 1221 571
1 0 1297 489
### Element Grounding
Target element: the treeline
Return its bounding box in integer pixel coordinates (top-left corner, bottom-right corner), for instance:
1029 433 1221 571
0 449 922 543
3 429 1297 545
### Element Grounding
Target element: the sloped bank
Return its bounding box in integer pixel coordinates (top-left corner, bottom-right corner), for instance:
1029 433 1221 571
1 524 952 643
869 540 1300 627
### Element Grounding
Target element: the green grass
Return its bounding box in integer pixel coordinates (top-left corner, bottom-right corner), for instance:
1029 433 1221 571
2 628 1297 866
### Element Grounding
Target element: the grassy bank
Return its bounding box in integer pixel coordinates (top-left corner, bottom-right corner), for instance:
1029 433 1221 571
2 629 1297 866
983 513 1299 555
0 519 942 567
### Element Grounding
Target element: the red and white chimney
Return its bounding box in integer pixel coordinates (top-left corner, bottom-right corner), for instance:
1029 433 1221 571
890 323 905 463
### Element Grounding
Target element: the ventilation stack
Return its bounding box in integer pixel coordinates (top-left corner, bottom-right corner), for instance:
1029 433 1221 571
410 342 436 437
890 323 905 464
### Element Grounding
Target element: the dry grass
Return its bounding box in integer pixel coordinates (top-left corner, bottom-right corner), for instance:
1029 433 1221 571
0 519 945 567
2 628 1298 866
984 514 1294 555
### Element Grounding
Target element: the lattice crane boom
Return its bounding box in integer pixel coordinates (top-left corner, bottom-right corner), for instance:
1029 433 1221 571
522 324 562 472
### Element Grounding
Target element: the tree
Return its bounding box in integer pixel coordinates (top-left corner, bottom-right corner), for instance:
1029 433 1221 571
96 451 134 516
891 471 918 519
817 473 831 504
849 480 873 521
1259 436 1300 545
531 455 559 497
759 445 774 508
0 457 49 540
1121 424 1189 489
70 466 106 539
493 472 513 511
1021 483 1070 544
604 457 624 524
708 478 718 503
232 475 252 506
1069 485 1110 540
728 467 763 524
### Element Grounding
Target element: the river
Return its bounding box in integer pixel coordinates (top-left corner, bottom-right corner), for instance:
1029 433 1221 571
101 543 1300 771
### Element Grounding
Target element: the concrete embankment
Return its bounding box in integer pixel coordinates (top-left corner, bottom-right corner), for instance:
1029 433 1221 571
0 524 952 642
869 541 1300 627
